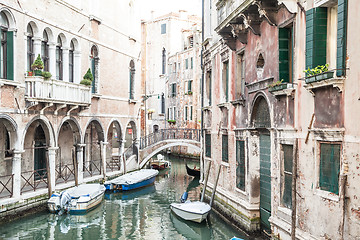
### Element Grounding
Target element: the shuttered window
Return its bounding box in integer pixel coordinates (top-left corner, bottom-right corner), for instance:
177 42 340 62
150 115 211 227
171 83 176 97
282 144 293 208
336 0 347 76
279 28 292 82
236 140 246 191
205 134 211 158
6 31 13 80
306 8 327 71
319 143 341 195
222 134 228 162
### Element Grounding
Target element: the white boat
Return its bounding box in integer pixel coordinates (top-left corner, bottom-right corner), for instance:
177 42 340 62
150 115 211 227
48 184 105 214
170 201 211 223
104 169 159 191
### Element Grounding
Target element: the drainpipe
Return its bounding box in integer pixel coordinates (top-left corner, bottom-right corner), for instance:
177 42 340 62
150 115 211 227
200 0 205 182
291 139 298 240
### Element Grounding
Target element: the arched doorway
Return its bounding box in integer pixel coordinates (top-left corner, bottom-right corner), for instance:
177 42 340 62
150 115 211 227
106 121 122 172
23 120 53 193
57 119 81 184
250 95 271 231
84 120 104 178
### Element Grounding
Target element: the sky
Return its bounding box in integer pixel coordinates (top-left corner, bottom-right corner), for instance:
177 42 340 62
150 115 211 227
137 0 202 20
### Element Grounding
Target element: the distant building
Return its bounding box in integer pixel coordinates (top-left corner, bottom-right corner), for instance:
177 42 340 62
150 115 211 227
0 0 141 217
202 0 358 239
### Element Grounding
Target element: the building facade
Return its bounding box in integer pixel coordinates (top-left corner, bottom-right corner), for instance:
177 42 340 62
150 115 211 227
0 0 141 217
202 0 359 239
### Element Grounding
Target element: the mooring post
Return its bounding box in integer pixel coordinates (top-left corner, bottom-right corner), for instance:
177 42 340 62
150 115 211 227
200 160 212 202
209 164 221 207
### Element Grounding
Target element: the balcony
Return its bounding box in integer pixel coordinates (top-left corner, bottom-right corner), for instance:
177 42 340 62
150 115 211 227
303 70 345 95
25 76 91 108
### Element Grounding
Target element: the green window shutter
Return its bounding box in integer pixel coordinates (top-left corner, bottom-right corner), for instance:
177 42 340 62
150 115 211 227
319 143 340 194
279 28 290 82
6 31 14 80
225 62 229 102
91 59 95 93
306 8 327 70
191 57 193 69
205 134 211 157
336 0 347 77
129 70 133 99
222 135 228 162
236 140 246 191
282 145 293 208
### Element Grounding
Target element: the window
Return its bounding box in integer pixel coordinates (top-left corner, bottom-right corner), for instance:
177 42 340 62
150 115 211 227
319 142 341 194
205 133 211 157
190 106 193 121
206 70 212 106
56 36 63 80
171 83 176 97
161 93 165 114
69 41 74 82
173 106 176 120
0 12 13 80
222 134 228 162
91 45 99 93
185 106 188 121
162 48 166 74
129 60 135 99
236 140 246 191
279 27 293 83
282 144 293 208
191 57 193 69
41 31 49 72
161 23 166 34
185 58 188 69
189 36 193 48
27 24 34 72
235 52 245 99
187 80 193 93
222 61 229 102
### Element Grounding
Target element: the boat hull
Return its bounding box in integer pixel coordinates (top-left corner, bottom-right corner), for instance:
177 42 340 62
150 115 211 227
170 202 211 223
119 175 156 191
68 191 104 214
186 164 200 177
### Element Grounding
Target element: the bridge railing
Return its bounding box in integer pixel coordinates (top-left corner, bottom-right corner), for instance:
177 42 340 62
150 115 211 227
140 128 200 149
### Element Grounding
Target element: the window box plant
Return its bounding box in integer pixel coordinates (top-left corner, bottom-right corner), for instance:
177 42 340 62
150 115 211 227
268 79 287 92
41 71 52 80
27 71 33 76
187 91 193 95
167 119 176 124
304 64 334 84
80 68 94 86
31 54 44 76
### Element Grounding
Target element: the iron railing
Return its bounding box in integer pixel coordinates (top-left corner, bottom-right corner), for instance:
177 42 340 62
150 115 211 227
123 142 138 159
140 128 200 149
0 174 13 199
21 168 48 193
106 157 122 172
83 159 102 178
55 163 75 184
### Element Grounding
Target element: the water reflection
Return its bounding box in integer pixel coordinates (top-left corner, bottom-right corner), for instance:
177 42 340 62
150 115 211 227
0 155 249 240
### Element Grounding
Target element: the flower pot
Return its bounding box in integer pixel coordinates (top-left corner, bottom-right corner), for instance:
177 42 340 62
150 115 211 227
34 70 42 76
305 75 317 84
306 71 334 84
27 71 33 76
268 84 288 92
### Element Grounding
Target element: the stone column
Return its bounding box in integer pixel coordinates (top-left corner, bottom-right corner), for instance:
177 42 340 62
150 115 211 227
100 141 108 178
12 150 24 199
62 47 70 82
76 144 86 184
120 138 126 174
74 51 81 84
47 147 58 195
33 37 42 60
48 42 56 79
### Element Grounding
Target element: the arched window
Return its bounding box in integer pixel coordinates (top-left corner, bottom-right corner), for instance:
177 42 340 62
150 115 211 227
91 45 99 93
41 31 49 71
129 60 135 99
162 48 166 74
26 24 34 71
69 41 74 82
56 36 63 80
0 11 13 80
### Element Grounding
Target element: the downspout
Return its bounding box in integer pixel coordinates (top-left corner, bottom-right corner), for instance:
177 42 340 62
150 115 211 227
200 0 205 182
291 139 298 240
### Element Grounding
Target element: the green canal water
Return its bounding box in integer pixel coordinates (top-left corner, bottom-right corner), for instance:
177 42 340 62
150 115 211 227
0 155 251 240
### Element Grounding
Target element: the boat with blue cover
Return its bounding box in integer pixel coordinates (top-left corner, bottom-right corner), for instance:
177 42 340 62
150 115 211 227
48 184 105 215
104 169 159 191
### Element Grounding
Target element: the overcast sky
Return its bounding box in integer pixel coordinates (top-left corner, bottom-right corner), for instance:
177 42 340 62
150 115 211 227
137 0 202 20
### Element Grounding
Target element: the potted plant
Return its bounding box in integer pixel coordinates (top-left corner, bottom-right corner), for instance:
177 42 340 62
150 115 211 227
27 71 33 77
41 71 52 80
268 79 287 92
31 54 44 76
304 64 334 84
188 91 193 95
80 68 94 86
167 119 176 124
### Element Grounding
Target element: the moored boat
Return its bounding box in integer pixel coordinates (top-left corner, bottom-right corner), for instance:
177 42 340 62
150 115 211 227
104 169 159 191
48 184 105 215
185 164 200 177
151 160 171 170
170 192 211 223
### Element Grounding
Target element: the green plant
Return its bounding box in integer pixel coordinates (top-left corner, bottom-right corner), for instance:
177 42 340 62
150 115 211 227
268 79 284 88
31 54 44 70
304 64 329 77
41 71 52 80
83 68 94 81
188 91 193 95
80 79 92 86
167 119 176 124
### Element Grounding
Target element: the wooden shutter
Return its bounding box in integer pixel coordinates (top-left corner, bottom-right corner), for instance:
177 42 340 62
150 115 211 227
91 59 95 93
319 143 340 194
336 0 347 76
236 140 246 191
205 134 211 157
6 31 14 80
306 8 327 70
279 28 290 82
222 134 228 162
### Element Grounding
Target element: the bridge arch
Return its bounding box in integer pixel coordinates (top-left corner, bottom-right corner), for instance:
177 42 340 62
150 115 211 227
139 140 201 169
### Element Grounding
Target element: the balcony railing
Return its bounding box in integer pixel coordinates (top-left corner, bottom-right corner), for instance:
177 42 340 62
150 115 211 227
216 0 245 27
25 76 91 106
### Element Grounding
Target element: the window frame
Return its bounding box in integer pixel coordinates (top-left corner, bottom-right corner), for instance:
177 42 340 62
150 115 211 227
236 139 246 191
222 134 229 162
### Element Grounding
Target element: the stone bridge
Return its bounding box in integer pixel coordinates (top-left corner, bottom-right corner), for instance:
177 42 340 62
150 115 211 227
138 128 201 169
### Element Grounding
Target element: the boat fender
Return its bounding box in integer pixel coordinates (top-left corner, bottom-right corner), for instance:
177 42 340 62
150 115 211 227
180 192 188 203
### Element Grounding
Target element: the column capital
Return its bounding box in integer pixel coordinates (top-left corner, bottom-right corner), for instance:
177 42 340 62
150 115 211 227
100 141 109 145
13 150 25 154
77 143 86 148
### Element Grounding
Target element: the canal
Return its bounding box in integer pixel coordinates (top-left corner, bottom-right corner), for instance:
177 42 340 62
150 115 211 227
0 155 251 240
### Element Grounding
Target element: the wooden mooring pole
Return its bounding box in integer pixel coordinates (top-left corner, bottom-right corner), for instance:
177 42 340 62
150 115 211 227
200 160 211 202
209 165 221 207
